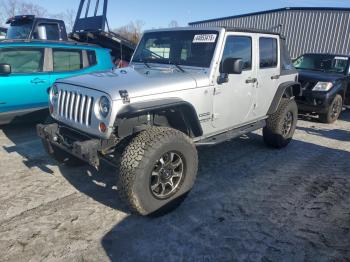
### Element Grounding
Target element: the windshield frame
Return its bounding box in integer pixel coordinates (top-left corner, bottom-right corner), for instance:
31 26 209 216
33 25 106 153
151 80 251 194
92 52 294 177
131 29 221 69
293 53 350 74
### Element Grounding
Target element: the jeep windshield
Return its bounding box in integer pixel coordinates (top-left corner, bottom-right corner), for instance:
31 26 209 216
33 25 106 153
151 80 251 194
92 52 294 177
293 54 349 74
6 20 33 39
132 30 219 68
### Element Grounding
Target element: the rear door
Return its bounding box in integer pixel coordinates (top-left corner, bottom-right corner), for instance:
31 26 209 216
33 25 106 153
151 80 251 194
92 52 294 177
254 35 281 116
0 46 50 113
48 48 98 85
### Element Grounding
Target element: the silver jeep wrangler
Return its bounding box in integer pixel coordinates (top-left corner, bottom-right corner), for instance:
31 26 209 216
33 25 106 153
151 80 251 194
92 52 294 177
38 27 301 216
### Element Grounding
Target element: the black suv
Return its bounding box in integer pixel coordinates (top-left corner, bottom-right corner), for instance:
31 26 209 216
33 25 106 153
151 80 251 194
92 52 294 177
294 53 350 123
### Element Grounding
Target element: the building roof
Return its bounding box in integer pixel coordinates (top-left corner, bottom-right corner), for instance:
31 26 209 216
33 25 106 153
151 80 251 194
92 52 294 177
189 7 350 25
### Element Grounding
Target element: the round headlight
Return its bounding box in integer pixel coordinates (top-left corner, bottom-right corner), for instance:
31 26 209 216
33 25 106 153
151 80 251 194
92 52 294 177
99 96 111 118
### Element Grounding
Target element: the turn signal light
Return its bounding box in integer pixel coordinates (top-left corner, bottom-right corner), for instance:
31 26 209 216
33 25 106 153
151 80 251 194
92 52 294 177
99 122 107 133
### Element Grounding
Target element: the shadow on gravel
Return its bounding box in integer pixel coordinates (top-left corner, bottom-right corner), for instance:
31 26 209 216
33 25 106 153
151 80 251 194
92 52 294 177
101 135 350 262
299 108 350 123
2 122 350 261
58 163 130 212
297 110 350 142
1 122 129 212
297 126 350 142
1 122 57 174
339 109 350 121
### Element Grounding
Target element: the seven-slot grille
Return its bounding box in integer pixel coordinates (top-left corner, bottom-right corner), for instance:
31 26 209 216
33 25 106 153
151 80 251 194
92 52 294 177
57 90 94 126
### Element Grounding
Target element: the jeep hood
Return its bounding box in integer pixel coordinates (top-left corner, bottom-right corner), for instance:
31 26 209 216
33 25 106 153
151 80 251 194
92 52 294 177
56 67 210 100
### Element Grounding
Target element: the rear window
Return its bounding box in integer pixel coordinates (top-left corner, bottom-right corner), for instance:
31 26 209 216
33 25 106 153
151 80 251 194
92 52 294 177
53 49 83 72
0 47 44 73
259 37 278 68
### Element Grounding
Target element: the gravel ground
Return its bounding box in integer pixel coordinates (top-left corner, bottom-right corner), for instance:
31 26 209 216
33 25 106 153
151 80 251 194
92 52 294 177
0 111 349 262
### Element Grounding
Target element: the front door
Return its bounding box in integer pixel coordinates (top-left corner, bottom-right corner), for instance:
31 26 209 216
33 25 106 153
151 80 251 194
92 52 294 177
212 33 257 130
0 47 50 113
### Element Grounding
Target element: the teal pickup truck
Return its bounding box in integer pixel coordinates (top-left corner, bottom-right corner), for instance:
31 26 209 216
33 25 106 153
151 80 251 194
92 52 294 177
0 40 113 125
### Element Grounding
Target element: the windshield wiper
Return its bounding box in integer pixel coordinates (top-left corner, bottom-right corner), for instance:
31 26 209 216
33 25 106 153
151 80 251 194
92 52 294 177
171 63 185 73
143 60 151 68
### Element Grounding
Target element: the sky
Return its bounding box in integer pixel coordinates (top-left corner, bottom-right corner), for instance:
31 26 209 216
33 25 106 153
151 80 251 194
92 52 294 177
28 0 350 30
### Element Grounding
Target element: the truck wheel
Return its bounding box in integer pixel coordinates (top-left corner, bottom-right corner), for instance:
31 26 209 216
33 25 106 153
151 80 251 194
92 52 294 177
118 127 198 216
263 98 298 148
319 94 343 124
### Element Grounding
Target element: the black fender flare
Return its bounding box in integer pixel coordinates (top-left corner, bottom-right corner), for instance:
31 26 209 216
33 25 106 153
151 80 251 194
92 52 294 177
267 81 302 115
116 98 203 137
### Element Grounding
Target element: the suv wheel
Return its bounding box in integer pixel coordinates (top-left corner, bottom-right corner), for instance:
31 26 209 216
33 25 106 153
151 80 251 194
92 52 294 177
319 94 343 124
118 127 198 216
263 98 298 148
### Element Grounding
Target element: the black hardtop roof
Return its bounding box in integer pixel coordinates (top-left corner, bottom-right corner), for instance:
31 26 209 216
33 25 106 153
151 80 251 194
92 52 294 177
189 7 350 25
225 27 281 36
6 15 64 24
146 26 282 36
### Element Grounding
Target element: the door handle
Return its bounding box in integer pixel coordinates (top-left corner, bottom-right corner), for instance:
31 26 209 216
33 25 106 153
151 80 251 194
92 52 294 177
31 78 47 84
271 75 280 80
246 78 257 84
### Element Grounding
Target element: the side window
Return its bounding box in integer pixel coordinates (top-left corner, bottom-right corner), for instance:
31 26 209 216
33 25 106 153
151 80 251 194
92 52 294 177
259 37 278 68
53 49 83 72
86 50 97 67
0 47 44 73
221 36 252 70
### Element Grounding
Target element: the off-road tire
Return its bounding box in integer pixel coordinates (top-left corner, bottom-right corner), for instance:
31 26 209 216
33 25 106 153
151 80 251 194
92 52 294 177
41 116 85 167
118 126 198 216
263 98 298 148
319 94 343 124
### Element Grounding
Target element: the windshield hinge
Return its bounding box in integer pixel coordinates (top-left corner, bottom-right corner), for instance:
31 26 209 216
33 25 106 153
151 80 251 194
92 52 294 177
119 90 130 104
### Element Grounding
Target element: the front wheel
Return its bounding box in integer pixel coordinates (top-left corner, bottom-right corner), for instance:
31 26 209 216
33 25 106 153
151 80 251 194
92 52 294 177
263 98 298 148
117 127 198 216
319 94 343 124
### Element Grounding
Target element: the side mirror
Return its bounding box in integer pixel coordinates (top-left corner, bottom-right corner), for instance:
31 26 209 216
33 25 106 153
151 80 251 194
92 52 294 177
222 58 243 74
0 64 11 76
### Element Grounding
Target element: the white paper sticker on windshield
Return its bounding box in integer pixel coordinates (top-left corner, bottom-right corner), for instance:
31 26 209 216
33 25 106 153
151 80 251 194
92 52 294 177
335 56 348 60
193 34 217 43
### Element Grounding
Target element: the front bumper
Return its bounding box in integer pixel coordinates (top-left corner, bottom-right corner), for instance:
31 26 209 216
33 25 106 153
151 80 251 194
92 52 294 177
37 123 113 168
296 90 335 114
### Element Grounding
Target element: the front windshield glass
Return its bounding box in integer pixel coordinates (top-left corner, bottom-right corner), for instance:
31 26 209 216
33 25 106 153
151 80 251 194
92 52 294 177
132 30 219 68
293 54 349 74
6 21 33 39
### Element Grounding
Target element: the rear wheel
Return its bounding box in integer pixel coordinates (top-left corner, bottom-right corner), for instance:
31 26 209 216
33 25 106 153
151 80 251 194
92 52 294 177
117 127 198 216
319 94 343 124
263 98 298 148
